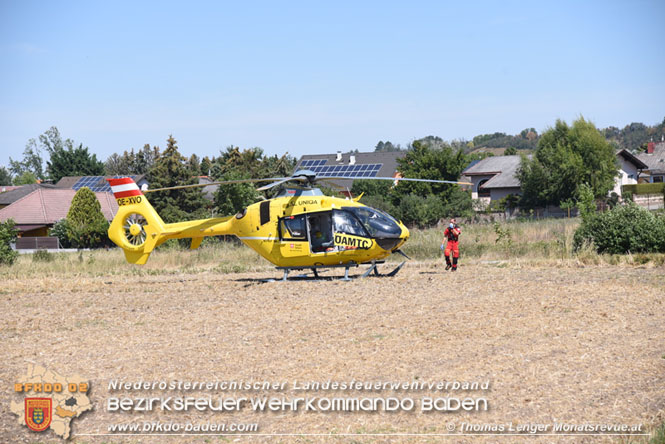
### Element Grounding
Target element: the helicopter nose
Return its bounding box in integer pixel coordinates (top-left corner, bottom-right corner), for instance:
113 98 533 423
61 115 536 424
399 224 410 247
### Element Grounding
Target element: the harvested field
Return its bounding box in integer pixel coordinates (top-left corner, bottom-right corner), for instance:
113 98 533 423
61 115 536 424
1 262 664 443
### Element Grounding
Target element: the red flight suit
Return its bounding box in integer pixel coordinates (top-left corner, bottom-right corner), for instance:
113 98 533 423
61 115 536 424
443 225 461 270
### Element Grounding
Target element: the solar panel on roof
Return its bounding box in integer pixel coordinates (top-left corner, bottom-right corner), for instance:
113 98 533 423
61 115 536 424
72 175 139 193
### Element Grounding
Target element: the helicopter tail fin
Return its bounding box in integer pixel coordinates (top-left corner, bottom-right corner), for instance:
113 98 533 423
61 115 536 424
107 178 168 265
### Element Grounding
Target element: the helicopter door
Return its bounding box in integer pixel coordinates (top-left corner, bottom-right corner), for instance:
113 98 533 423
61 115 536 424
307 212 334 253
278 215 310 257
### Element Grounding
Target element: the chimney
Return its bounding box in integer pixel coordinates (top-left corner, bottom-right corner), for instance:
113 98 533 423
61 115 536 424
647 142 655 154
336 151 342 161
349 155 356 165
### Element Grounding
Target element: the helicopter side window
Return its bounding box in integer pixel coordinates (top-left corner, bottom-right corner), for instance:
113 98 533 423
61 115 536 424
280 215 307 240
308 212 334 253
333 210 369 237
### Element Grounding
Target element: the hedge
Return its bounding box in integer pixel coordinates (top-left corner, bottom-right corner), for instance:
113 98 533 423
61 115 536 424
621 182 665 195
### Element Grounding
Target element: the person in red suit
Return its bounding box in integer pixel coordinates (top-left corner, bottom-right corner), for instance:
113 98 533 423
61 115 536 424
440 218 461 271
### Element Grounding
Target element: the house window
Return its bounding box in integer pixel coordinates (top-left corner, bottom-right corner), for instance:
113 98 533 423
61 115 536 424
627 174 635 180
654 176 664 183
477 179 490 198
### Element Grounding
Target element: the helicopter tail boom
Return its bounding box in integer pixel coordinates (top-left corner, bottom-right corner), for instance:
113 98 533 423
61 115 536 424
107 178 235 264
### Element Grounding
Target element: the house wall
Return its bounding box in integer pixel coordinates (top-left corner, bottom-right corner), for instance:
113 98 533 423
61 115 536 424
489 187 522 202
469 175 495 199
613 158 640 196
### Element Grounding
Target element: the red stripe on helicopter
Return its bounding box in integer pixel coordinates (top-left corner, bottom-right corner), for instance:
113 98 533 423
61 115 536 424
113 189 142 198
107 177 135 186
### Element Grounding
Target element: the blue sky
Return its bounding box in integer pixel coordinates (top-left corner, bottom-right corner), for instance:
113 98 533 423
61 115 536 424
1 0 664 166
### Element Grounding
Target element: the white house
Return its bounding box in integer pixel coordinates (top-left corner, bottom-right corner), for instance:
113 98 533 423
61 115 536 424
613 149 648 197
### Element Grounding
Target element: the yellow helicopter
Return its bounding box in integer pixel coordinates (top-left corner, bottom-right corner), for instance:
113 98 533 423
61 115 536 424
107 171 469 280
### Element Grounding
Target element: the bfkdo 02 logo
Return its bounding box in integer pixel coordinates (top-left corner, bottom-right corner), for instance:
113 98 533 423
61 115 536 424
11 365 92 440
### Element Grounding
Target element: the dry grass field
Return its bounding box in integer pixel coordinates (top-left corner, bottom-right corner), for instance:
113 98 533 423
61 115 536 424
1 253 664 443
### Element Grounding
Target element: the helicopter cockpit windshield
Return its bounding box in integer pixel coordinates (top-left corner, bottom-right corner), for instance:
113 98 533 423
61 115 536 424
342 207 402 238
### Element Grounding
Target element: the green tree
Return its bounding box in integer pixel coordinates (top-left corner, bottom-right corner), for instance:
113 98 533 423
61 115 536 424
0 219 19 265
351 179 393 197
13 171 38 185
187 154 201 176
200 156 213 176
42 126 104 182
9 141 45 180
392 140 469 205
105 144 160 177
260 153 297 178
397 195 446 228
388 140 472 225
65 187 110 248
213 171 261 216
517 117 618 209
0 166 11 185
211 146 268 178
374 141 402 152
504 147 517 155
210 146 295 181
147 135 208 223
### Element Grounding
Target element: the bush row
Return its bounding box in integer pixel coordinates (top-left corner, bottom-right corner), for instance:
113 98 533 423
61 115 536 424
573 203 665 254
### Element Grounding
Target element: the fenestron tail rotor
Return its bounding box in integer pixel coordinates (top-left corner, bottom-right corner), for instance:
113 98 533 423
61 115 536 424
123 213 148 247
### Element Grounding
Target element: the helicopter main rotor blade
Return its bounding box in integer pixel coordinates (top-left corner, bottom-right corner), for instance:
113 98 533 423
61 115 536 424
314 176 472 186
143 177 288 193
256 173 316 191
256 177 297 191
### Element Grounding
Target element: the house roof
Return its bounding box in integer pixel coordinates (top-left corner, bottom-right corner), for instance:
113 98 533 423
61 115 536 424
0 183 58 206
0 188 118 225
463 155 522 189
294 151 406 187
0 186 22 193
636 142 665 174
198 176 218 201
617 149 648 170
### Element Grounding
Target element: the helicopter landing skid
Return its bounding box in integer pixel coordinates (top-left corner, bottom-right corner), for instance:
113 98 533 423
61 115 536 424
361 260 406 278
272 260 406 282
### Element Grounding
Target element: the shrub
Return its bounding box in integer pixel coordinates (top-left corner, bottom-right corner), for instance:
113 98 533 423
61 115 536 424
49 219 71 248
32 249 54 262
573 203 665 254
398 194 446 228
576 183 596 223
0 219 19 266
66 187 110 249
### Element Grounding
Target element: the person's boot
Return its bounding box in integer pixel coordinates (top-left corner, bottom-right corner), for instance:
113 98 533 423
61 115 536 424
445 256 452 271
452 256 458 271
